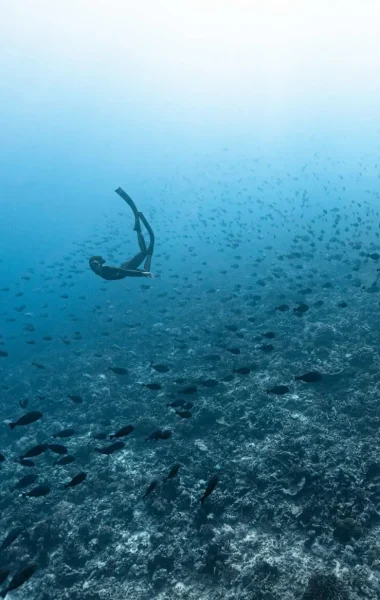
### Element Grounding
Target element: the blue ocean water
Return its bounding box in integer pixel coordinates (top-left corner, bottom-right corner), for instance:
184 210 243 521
1 2 380 599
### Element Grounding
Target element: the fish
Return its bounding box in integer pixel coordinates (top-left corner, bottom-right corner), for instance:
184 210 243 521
145 430 172 441
144 383 162 390
295 371 323 382
95 441 125 455
275 304 290 312
165 463 180 480
233 367 251 375
53 428 75 438
8 411 43 429
175 410 192 419
20 444 48 459
200 379 219 388
0 350 8 358
18 459 35 467
0 564 37 597
266 385 290 395
293 303 309 315
178 385 197 394
109 424 134 439
54 455 75 466
48 444 68 455
261 331 276 338
223 374 235 382
68 394 83 404
0 453 5 462
226 347 240 354
19 398 28 409
152 363 170 373
32 362 45 369
368 253 380 260
12 474 38 490
0 571 10 587
108 366 128 375
167 399 187 408
201 474 218 504
260 344 274 353
23 485 51 497
0 527 23 551
64 472 87 488
92 432 107 440
143 480 158 498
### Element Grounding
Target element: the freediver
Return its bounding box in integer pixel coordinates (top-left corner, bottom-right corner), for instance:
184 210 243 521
89 188 155 280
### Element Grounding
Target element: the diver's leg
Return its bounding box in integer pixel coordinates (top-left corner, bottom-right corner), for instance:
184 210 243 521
121 250 147 270
115 187 140 231
138 212 155 271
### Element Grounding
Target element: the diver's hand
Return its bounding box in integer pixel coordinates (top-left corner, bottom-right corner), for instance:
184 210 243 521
143 271 154 278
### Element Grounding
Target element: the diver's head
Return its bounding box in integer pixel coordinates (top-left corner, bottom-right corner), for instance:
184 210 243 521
89 255 105 274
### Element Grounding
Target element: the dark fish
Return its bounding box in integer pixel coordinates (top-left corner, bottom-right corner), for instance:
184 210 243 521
0 453 4 462
266 385 290 395
0 571 10 587
222 374 234 382
295 371 323 383
275 304 290 312
95 441 125 455
32 362 45 369
143 480 158 498
227 347 240 354
108 366 128 375
200 379 218 388
233 367 250 375
68 394 83 404
43 335 53 341
260 344 274 353
368 253 380 260
202 354 221 361
201 474 218 504
18 459 35 467
0 350 8 358
54 455 75 466
337 301 348 308
23 485 51 497
261 331 276 339
92 432 107 440
165 463 180 480
167 399 186 408
0 527 23 551
20 444 48 459
12 474 38 490
0 564 37 597
19 399 28 409
144 383 162 390
183 402 193 410
175 410 192 419
293 303 309 315
152 364 170 373
179 385 197 394
48 444 68 455
53 428 75 438
110 424 134 439
145 430 172 441
64 472 87 488
313 300 324 308
174 378 186 384
9 411 43 429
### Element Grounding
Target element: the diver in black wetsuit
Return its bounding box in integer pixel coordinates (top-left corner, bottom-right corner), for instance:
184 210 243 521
89 188 155 281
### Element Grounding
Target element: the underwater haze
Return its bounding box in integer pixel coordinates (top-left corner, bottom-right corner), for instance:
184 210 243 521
1 1 380 598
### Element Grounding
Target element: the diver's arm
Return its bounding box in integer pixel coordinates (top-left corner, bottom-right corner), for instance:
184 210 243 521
98 265 152 280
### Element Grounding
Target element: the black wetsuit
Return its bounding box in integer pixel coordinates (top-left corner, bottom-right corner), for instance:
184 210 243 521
89 188 155 281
